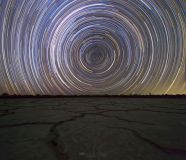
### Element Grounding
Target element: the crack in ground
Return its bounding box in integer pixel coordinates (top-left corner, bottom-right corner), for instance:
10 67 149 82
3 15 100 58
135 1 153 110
46 113 87 160
62 109 156 126
0 113 86 160
107 126 186 157
0 104 185 160
0 110 15 117
0 122 56 128
0 107 156 129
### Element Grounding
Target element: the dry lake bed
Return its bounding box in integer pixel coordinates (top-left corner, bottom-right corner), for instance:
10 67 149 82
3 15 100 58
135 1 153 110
0 97 186 160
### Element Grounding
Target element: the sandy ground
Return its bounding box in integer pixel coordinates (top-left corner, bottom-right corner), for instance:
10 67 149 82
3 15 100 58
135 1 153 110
0 97 186 160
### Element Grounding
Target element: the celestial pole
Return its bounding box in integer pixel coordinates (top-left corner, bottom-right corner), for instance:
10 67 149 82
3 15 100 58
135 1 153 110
0 0 185 95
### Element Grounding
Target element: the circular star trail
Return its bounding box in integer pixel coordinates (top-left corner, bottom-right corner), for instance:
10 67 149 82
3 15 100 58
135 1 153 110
0 0 185 95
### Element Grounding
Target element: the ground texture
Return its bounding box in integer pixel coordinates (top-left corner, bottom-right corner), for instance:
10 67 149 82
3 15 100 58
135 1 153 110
0 98 186 160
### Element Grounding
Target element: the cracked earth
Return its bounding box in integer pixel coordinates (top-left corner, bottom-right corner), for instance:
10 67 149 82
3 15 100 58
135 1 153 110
0 97 186 160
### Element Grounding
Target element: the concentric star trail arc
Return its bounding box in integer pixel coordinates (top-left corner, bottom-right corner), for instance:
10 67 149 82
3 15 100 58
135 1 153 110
0 0 185 95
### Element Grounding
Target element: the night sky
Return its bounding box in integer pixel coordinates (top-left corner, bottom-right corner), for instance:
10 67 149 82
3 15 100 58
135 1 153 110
0 0 185 95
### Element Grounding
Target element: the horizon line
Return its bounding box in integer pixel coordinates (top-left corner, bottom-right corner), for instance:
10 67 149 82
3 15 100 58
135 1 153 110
0 94 186 99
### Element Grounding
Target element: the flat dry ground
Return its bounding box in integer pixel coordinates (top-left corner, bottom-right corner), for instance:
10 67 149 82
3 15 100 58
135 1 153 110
0 97 186 160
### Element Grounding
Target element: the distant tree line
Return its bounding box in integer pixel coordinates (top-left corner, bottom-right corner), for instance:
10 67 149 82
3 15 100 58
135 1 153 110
0 92 186 98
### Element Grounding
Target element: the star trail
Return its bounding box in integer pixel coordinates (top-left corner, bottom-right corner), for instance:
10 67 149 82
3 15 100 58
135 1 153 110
0 0 185 95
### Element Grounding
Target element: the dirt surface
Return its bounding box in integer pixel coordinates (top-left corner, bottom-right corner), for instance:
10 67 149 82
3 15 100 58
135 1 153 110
0 98 186 160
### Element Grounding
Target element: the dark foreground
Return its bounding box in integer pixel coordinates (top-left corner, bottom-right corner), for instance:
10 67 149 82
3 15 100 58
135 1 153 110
0 98 186 160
